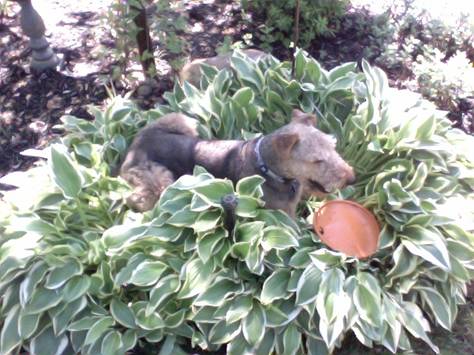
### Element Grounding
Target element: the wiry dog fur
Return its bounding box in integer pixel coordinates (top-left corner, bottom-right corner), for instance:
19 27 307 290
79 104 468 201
120 110 355 218
179 49 267 87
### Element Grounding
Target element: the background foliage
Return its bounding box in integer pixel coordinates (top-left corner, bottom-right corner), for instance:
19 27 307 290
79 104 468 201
100 0 188 84
241 0 349 50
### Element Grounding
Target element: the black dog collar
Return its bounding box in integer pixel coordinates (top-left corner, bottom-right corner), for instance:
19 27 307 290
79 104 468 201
254 137 299 194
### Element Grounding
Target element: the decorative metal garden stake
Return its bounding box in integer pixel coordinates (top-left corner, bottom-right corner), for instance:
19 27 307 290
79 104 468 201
16 0 59 71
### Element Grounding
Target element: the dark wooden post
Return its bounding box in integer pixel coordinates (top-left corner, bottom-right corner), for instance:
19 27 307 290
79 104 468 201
131 1 156 78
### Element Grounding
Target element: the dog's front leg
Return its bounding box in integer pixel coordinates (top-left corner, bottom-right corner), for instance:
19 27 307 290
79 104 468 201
121 162 175 212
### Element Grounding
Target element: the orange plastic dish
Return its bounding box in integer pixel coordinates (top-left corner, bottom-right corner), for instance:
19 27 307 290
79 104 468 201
313 200 380 259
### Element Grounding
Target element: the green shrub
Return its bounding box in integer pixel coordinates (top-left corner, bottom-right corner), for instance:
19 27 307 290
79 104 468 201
413 49 474 113
1 51 474 354
241 0 349 50
377 10 474 78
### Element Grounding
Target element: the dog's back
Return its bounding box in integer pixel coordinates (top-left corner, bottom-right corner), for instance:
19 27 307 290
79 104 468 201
180 49 267 87
121 113 199 177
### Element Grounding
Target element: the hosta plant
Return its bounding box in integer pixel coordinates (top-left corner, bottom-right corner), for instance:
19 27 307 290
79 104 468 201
1 50 474 355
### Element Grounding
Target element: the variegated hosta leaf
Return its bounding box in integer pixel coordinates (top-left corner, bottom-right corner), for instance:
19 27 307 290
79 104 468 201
242 301 266 347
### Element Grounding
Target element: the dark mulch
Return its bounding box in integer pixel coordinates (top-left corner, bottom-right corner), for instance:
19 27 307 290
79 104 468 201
0 7 111 179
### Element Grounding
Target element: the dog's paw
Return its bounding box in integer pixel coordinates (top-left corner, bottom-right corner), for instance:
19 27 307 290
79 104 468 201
126 191 158 212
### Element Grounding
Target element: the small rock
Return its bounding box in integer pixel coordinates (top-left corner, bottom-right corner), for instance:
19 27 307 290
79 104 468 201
46 96 63 110
136 79 158 98
137 83 153 97
29 121 48 134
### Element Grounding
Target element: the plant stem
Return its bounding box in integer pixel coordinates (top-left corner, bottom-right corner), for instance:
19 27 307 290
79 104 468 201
291 0 301 77
75 197 89 229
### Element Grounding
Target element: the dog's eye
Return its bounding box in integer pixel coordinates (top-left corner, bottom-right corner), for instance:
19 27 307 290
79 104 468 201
312 159 324 164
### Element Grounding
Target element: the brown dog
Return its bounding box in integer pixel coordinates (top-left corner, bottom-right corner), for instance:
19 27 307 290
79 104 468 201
179 49 267 87
120 110 355 218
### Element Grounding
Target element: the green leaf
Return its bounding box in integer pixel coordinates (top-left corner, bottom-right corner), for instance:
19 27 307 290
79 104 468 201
328 62 357 81
316 268 348 326
386 245 419 283
235 196 263 218
209 320 241 344
255 330 275 355
136 308 165 330
401 226 450 270
353 284 382 327
102 224 148 250
231 55 265 90
245 246 264 275
0 305 22 354
198 228 226 263
84 317 115 345
49 144 84 198
405 162 428 191
130 260 167 286
242 301 266 347
165 309 187 328
416 286 452 330
306 336 329 355
232 87 254 106
19 310 41 339
295 265 322 305
226 294 253 324
45 258 83 289
289 248 312 269
261 227 299 251
309 249 344 270
52 297 87 336
282 324 301 355
110 297 137 328
260 269 290 305
193 209 222 233
19 260 49 306
147 275 180 315
101 331 122 355
177 258 214 299
398 302 439 353
194 279 242 307
294 49 306 80
24 287 63 314
166 206 200 227
227 334 251 355
30 326 69 355
235 221 265 243
147 224 183 242
120 329 137 352
192 180 234 206
10 215 57 234
236 175 265 198
230 241 250 260
68 316 102 331
63 275 91 302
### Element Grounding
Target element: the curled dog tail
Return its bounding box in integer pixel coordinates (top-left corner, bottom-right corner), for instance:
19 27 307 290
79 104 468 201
154 113 199 137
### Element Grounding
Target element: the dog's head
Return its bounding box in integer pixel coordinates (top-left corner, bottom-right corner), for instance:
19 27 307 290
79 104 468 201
264 109 355 196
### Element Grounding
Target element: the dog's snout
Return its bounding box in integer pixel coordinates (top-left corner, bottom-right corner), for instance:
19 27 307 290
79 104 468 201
346 169 356 185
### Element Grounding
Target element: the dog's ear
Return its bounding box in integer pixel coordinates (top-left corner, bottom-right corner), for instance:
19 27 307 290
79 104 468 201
271 133 299 157
291 109 317 126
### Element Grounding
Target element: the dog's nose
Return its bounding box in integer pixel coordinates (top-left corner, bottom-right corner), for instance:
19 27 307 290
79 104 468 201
346 170 356 185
